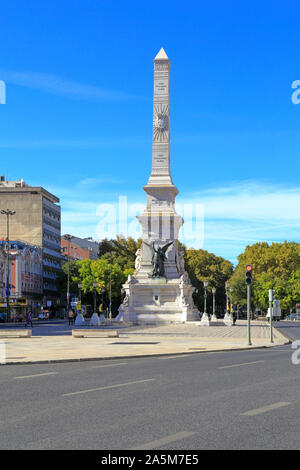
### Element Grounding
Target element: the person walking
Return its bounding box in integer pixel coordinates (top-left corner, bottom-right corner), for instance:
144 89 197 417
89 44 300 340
25 311 33 328
232 308 237 325
68 308 74 326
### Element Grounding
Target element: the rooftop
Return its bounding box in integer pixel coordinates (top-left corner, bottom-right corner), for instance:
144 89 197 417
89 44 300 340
0 177 60 203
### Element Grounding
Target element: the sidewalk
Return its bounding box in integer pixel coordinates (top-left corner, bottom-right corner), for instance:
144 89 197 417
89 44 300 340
0 320 290 365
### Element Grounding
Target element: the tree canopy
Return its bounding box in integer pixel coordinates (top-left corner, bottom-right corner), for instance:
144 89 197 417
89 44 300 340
98 236 141 271
229 241 300 313
58 238 299 316
184 246 234 312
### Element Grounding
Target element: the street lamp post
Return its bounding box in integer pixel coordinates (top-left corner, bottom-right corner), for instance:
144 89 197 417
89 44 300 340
204 281 208 315
269 289 274 344
225 281 230 313
93 281 97 313
224 281 233 326
63 234 74 312
78 282 82 306
230 287 234 314
200 280 210 326
211 287 218 322
90 281 100 326
109 252 113 322
100 287 104 319
1 209 16 322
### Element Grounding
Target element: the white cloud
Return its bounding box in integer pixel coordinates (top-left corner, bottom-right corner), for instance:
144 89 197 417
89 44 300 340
44 179 300 263
78 177 121 187
177 181 300 261
0 70 134 101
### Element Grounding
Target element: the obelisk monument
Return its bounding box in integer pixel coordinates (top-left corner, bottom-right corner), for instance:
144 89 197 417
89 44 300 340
118 48 199 323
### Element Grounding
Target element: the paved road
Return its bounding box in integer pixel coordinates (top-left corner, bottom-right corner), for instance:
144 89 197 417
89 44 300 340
274 321 300 341
0 325 298 450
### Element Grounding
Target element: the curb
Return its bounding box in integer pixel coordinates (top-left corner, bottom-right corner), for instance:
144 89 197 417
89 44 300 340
273 325 294 342
1 340 290 366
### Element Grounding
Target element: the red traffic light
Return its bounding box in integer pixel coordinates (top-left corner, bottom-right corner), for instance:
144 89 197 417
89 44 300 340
245 265 253 285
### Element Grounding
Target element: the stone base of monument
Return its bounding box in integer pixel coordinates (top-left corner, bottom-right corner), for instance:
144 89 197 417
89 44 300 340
90 313 100 326
118 277 200 324
118 308 199 324
200 312 210 326
223 313 233 326
211 314 219 323
75 313 85 326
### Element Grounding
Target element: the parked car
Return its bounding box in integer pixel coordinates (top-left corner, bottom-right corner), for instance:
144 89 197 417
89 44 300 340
287 313 300 321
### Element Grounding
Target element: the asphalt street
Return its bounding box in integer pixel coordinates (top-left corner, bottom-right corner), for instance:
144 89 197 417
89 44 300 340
0 323 299 450
274 321 300 341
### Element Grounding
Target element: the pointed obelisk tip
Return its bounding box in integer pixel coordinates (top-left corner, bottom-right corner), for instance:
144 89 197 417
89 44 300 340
154 47 169 61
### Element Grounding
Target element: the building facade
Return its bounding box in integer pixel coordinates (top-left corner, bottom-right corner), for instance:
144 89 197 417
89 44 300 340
61 235 99 261
0 241 43 314
0 177 61 307
61 237 91 261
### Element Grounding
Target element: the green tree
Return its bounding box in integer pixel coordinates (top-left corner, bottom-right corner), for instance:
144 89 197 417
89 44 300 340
98 236 141 271
230 242 300 313
184 248 233 312
73 257 133 315
56 260 80 300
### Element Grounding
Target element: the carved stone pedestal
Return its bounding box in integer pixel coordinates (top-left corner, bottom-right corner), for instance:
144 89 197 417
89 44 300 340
75 313 85 326
90 313 100 326
118 273 199 324
200 312 210 326
223 313 233 326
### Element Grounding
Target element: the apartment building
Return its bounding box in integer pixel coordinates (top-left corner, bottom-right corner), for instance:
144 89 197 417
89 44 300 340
61 235 99 260
0 177 61 307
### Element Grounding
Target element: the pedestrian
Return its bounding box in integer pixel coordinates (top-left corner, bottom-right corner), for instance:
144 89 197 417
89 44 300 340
25 311 33 328
232 309 237 325
68 308 74 326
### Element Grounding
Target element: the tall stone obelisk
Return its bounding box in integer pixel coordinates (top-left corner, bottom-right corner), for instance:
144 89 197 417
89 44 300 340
118 48 199 323
149 47 172 185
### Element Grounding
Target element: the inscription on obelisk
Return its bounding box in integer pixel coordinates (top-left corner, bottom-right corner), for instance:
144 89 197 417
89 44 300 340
149 48 171 184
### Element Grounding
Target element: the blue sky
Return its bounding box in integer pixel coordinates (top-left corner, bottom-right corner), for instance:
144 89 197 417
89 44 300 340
0 0 299 264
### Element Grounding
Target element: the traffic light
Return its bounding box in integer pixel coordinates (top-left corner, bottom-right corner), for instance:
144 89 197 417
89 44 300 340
245 265 253 285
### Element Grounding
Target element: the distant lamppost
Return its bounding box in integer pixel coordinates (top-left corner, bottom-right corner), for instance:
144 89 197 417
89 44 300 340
203 281 208 315
225 281 230 313
89 281 100 326
93 281 98 313
109 252 114 321
224 281 233 325
78 282 82 304
100 287 104 316
230 287 234 313
200 280 210 326
1 209 16 321
211 287 217 321
63 234 74 311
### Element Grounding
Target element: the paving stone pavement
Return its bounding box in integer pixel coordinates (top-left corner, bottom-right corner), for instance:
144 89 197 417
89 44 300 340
0 320 289 364
121 320 281 339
